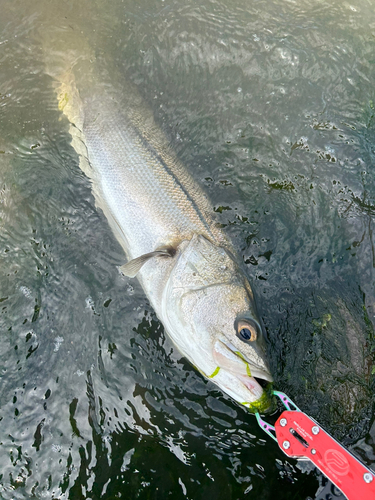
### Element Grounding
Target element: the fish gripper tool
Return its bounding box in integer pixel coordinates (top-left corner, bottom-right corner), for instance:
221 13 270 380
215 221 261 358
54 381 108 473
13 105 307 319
255 391 375 500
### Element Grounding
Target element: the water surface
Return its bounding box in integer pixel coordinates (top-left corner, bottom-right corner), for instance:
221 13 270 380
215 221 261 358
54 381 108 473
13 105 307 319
0 0 374 498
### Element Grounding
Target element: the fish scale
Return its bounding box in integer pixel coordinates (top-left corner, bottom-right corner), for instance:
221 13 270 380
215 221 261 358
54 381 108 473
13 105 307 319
82 90 221 259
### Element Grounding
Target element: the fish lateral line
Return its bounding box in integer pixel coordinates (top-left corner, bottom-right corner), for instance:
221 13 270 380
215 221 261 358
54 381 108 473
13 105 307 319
173 281 239 292
132 124 216 239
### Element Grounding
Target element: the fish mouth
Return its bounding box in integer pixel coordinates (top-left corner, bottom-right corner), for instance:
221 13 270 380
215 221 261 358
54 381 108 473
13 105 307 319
212 340 274 413
246 365 273 384
236 372 275 413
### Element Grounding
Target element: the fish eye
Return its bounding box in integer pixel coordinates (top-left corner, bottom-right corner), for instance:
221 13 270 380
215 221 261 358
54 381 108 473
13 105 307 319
236 320 257 342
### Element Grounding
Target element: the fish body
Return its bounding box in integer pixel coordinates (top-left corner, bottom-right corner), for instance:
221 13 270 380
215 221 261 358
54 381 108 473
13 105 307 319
58 65 273 412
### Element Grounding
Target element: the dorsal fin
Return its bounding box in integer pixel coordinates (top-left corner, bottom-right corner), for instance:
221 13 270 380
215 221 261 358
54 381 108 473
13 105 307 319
119 248 174 278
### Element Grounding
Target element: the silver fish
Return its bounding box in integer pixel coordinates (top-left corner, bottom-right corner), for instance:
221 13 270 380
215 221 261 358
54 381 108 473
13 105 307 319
57 63 273 413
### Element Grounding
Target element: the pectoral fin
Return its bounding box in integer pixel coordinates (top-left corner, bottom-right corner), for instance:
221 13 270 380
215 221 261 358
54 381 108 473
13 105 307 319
119 249 174 278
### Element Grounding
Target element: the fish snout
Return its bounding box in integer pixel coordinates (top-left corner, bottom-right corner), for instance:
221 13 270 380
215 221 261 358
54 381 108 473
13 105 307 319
213 340 273 383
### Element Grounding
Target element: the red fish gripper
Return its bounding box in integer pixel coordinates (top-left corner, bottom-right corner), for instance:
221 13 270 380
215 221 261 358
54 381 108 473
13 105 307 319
255 391 375 500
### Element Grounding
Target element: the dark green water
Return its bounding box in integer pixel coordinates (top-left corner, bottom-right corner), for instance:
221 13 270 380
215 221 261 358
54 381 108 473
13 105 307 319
0 0 375 498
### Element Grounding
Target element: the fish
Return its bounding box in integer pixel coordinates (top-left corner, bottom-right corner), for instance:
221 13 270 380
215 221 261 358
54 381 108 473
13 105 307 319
56 61 274 413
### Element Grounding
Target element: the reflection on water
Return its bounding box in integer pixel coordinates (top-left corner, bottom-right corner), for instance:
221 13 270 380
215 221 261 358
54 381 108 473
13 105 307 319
0 0 374 498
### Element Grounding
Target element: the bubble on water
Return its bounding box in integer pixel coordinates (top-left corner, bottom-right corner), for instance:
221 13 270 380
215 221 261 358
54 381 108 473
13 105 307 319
121 448 135 472
20 286 32 298
85 296 94 309
244 484 253 493
179 478 187 495
53 337 64 352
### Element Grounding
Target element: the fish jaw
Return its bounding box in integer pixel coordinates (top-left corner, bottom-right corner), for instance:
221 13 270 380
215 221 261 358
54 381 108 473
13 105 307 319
212 339 273 382
203 366 273 413
211 340 274 413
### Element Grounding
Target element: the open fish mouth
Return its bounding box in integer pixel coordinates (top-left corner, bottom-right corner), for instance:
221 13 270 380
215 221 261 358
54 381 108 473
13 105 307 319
212 340 275 413
235 371 275 413
236 374 275 413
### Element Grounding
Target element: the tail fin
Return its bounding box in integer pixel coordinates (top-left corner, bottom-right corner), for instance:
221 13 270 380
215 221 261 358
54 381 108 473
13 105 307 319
56 69 84 130
39 24 98 174
39 19 97 128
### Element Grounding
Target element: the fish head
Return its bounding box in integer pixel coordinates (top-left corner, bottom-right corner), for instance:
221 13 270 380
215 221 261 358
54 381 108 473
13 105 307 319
162 234 274 413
